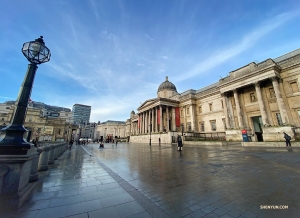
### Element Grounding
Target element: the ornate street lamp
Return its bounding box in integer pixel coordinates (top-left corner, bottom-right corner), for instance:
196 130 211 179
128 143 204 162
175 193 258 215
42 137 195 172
0 36 51 152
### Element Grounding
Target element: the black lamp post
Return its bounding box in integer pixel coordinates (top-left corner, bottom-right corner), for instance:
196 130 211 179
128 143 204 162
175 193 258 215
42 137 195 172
0 36 50 152
149 123 152 146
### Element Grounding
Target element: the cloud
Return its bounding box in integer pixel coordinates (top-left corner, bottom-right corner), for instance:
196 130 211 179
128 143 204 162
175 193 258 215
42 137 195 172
144 33 154 41
174 10 300 82
0 96 13 100
137 63 145 66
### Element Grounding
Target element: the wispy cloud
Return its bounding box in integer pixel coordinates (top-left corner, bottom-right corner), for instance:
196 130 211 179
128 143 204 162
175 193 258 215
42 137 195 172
174 10 300 82
144 33 154 41
0 96 13 100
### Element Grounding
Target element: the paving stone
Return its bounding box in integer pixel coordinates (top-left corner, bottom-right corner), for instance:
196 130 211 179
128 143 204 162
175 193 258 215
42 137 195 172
4 143 300 218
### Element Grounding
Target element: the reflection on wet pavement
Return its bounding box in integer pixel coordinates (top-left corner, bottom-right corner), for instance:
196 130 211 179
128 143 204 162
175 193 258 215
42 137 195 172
86 143 300 217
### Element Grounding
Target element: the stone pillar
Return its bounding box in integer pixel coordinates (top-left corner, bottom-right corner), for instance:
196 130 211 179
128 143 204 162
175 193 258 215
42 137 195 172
159 105 163 132
155 107 158 133
190 105 196 131
38 145 51 171
48 144 55 165
183 106 186 131
166 106 170 131
172 107 176 131
233 89 243 128
222 93 230 129
272 77 289 124
255 82 269 125
29 147 42 182
151 108 154 132
0 147 38 210
141 113 144 134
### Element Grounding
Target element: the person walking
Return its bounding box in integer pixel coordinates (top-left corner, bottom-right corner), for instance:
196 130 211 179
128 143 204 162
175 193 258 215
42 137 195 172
283 132 291 147
69 139 73 149
159 138 161 146
177 134 183 151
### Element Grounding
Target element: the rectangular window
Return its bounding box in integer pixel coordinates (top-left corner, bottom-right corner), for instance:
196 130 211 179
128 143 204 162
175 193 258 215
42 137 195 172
200 122 205 132
221 101 224 109
269 88 276 98
276 113 283 126
209 103 213 111
290 82 299 93
187 107 190 115
210 120 216 131
181 109 183 116
187 122 191 131
198 106 202 113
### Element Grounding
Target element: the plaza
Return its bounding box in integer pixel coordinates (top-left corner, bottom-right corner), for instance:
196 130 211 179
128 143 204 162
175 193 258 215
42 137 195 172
3 142 300 218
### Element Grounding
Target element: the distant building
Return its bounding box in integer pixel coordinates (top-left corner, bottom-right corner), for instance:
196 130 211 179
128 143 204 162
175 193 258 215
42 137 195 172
72 104 91 125
0 102 77 142
3 101 73 123
93 120 126 141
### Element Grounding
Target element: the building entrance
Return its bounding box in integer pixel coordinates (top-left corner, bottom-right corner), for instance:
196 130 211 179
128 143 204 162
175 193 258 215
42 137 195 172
252 116 263 141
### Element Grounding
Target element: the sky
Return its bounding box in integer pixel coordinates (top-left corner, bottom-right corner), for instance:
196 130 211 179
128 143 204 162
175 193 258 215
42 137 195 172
0 0 300 123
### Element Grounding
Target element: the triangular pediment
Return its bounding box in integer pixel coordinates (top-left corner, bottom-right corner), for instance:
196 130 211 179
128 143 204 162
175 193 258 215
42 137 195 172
138 98 157 110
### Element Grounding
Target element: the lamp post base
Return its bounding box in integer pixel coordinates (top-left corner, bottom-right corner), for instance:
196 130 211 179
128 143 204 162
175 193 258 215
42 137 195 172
0 124 33 153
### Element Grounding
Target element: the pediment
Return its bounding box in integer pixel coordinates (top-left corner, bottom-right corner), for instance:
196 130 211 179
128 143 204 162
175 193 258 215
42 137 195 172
138 98 157 110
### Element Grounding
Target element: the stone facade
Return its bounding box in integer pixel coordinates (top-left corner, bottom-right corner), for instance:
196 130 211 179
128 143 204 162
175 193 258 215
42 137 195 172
0 103 77 142
127 49 300 143
93 120 127 141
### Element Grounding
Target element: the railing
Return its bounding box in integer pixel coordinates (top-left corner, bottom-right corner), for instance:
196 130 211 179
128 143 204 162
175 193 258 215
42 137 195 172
184 132 226 141
292 127 300 141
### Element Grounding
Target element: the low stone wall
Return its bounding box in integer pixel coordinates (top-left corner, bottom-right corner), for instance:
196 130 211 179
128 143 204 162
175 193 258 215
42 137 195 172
262 126 294 141
182 141 241 147
242 141 300 147
130 132 176 144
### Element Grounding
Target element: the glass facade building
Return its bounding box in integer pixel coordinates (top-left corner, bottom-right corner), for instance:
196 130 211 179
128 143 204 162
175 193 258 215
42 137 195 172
72 104 91 124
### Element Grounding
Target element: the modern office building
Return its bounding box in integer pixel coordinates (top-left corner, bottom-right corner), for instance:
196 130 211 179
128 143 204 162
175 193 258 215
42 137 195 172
72 104 91 125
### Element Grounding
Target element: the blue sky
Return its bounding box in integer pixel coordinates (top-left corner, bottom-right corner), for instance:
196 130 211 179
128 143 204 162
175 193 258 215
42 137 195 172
1 0 300 123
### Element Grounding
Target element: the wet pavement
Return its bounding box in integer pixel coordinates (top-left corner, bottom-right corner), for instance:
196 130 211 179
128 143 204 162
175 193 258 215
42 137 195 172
3 142 300 217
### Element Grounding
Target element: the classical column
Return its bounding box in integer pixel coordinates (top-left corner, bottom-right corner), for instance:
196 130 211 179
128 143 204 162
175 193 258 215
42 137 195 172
172 107 176 131
155 107 158 133
151 108 154 132
142 112 144 134
254 82 269 125
190 105 195 131
183 106 186 131
271 77 289 124
166 106 169 131
159 105 163 132
221 93 230 129
233 89 243 128
148 110 151 133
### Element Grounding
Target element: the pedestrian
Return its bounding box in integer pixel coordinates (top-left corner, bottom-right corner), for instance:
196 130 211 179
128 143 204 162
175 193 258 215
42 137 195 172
32 139 37 147
159 138 161 146
177 134 183 151
116 139 118 146
69 139 73 149
283 132 291 147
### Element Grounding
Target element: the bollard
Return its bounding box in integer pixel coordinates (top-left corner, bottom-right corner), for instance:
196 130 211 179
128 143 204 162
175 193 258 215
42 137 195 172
48 144 55 165
53 144 60 160
29 148 42 182
38 145 51 171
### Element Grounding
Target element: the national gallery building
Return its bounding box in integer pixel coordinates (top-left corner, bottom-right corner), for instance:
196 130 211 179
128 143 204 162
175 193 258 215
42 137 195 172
126 48 300 143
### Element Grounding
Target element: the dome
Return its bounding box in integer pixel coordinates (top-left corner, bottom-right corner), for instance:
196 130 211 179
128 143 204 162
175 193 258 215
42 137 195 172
157 76 177 93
